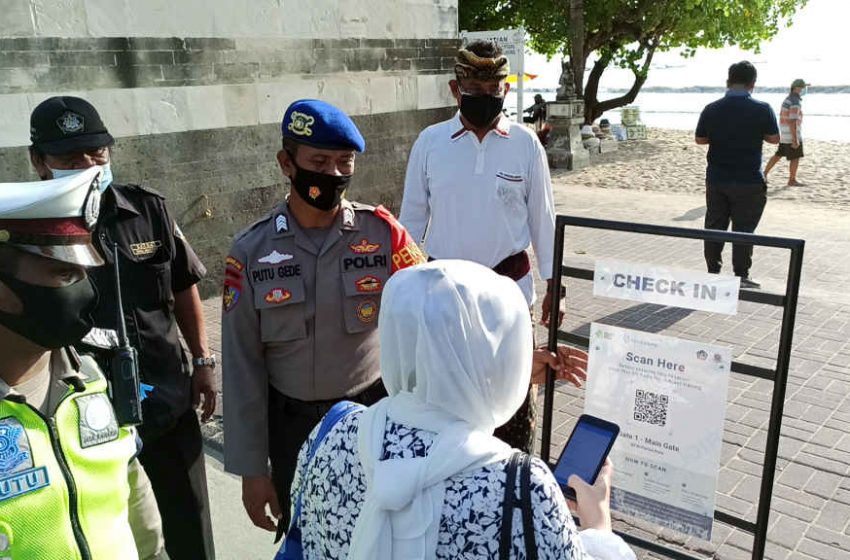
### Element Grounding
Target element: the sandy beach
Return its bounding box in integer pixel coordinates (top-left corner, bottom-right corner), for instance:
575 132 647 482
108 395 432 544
552 128 850 209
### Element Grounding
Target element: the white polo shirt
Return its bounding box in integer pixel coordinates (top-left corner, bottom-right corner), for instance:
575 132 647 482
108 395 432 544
400 113 556 304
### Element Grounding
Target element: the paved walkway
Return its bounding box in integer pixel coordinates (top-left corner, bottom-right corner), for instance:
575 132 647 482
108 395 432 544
199 184 850 560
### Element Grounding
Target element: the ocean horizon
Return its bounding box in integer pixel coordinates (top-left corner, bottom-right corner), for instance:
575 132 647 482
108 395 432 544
504 90 850 143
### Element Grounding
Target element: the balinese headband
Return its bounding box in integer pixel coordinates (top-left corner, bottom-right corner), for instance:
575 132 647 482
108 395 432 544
454 48 511 80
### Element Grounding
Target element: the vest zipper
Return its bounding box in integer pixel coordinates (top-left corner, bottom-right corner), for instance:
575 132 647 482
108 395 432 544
29 404 93 560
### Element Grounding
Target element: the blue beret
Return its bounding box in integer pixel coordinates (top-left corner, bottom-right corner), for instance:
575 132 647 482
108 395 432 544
281 99 366 152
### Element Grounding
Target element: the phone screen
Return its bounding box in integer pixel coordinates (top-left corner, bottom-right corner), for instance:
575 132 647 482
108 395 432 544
553 418 618 492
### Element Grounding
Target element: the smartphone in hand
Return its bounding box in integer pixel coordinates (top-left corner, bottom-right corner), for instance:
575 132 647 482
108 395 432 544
552 414 619 500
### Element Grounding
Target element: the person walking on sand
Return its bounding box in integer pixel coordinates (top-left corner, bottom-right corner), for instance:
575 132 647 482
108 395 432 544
695 61 779 290
764 78 809 186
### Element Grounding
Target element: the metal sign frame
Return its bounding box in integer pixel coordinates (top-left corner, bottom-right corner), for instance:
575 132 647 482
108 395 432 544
541 215 805 560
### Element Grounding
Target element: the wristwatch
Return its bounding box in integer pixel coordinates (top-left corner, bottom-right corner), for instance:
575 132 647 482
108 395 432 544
192 355 217 369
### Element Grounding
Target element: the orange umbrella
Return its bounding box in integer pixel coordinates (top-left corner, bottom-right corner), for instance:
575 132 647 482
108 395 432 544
506 73 538 84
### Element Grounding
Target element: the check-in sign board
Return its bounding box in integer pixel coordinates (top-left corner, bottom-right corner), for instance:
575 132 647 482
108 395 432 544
593 259 740 315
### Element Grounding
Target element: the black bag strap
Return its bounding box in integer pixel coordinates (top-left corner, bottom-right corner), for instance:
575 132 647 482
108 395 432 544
499 451 521 560
499 451 538 560
519 452 538 560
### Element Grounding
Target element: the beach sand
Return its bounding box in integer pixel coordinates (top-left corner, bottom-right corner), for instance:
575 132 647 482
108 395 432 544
552 128 850 209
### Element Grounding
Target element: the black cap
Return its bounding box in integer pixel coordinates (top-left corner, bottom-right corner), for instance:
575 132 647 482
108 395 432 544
30 96 114 155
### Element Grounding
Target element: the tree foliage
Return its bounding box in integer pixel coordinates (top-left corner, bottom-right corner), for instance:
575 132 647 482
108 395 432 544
459 0 808 122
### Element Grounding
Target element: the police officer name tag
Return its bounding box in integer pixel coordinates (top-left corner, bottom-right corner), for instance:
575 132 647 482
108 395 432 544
0 418 50 502
593 258 740 315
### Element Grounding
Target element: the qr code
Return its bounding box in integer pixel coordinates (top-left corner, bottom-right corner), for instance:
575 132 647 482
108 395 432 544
633 389 669 427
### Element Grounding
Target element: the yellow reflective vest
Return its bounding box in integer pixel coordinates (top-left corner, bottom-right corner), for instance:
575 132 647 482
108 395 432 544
0 353 139 560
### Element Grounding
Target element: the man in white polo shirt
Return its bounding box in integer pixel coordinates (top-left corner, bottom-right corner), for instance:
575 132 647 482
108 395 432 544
399 40 561 452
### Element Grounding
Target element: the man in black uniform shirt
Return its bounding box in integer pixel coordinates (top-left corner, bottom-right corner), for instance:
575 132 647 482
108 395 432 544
27 96 216 559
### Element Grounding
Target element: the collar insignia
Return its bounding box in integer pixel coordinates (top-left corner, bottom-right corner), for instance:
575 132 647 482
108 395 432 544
275 214 289 233
343 207 355 227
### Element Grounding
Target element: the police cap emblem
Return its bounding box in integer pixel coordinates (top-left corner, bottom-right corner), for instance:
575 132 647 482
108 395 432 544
57 111 85 135
288 111 315 137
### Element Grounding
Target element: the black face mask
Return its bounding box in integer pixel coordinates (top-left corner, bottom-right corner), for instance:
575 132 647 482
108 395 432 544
289 159 352 211
0 271 97 349
459 93 505 128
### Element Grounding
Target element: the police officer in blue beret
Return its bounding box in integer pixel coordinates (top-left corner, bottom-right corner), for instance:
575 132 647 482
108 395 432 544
221 100 424 536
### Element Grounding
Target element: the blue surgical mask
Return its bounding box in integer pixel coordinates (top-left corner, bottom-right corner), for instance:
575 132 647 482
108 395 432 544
98 163 113 191
49 163 113 192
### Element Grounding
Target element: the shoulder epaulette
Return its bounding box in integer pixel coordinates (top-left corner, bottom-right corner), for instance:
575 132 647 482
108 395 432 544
77 354 105 383
117 183 166 199
350 201 377 212
233 212 274 243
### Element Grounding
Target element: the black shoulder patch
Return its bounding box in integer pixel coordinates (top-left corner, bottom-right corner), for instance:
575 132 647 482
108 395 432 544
120 183 166 199
349 201 376 212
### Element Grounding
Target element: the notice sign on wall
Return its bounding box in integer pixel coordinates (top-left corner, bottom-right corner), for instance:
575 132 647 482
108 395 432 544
459 28 525 71
593 258 740 315
583 323 731 540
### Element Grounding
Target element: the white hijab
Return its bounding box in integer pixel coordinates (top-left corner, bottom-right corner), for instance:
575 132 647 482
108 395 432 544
348 260 533 559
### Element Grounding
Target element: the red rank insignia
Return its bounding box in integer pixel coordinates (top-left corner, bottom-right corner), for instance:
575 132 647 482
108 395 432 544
355 275 382 293
264 288 292 304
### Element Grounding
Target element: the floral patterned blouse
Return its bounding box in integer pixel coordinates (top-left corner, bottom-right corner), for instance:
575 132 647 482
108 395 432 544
289 409 634 560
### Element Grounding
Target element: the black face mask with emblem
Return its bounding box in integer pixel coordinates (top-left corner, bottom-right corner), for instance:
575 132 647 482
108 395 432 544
0 271 98 349
289 158 352 212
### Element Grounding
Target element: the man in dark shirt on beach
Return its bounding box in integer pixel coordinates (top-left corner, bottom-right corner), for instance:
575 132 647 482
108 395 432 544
695 60 780 289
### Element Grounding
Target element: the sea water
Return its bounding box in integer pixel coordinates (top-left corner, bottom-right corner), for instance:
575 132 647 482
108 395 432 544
505 90 850 142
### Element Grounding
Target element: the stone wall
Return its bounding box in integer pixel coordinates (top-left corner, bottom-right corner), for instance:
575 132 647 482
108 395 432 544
0 0 459 296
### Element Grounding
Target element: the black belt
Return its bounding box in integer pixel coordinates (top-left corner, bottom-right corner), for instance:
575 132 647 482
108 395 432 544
428 251 531 282
270 379 387 420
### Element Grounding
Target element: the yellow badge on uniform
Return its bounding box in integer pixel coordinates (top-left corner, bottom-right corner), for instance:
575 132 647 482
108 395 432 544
288 112 315 137
356 299 378 323
129 240 162 257
264 288 292 304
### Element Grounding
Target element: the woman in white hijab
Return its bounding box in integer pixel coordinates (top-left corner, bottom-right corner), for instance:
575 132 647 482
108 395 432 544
286 260 635 559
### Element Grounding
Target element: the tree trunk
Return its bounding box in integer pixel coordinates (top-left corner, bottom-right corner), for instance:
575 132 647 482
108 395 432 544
582 54 611 124
569 0 585 96
583 41 658 124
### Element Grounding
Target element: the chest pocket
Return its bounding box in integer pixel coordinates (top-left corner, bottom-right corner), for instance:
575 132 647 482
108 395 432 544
118 246 172 308
254 278 307 343
341 269 388 334
495 171 527 212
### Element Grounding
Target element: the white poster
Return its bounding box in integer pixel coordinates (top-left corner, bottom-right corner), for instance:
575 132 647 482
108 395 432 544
583 323 731 540
593 258 740 315
459 28 525 70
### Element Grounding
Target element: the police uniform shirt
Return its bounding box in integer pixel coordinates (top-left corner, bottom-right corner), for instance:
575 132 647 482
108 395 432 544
88 183 207 441
222 199 425 477
399 113 556 304
0 351 82 415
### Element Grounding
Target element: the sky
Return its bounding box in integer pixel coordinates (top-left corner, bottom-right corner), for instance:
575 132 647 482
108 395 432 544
522 0 850 90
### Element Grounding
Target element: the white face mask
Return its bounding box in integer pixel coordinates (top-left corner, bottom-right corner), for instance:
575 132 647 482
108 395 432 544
49 163 113 192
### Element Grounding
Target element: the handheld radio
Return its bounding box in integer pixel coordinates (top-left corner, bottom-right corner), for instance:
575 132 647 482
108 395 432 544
108 242 144 426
